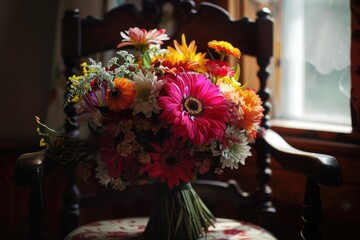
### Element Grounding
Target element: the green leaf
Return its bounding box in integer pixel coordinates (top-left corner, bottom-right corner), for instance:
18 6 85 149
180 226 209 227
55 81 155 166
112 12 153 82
143 52 152 68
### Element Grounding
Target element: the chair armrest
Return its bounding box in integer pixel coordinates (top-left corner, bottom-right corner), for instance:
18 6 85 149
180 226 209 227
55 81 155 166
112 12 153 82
15 151 45 187
262 129 342 186
15 151 51 239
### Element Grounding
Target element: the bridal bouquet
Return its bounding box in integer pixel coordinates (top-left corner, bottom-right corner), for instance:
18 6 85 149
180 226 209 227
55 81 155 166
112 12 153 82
38 27 263 190
37 27 264 239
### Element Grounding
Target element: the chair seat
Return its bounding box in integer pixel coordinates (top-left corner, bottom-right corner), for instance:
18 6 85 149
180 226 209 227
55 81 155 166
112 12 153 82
65 217 277 240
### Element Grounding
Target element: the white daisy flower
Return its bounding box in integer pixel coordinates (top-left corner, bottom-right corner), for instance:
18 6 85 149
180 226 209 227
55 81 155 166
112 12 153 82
148 44 168 58
95 159 112 187
111 178 126 191
131 70 164 118
219 127 252 169
96 159 126 190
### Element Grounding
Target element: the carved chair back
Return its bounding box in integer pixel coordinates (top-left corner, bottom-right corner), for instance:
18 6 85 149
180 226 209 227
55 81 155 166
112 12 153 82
60 0 274 237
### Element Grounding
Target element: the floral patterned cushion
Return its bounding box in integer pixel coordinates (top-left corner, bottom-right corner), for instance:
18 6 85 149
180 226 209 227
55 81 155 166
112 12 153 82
65 217 277 240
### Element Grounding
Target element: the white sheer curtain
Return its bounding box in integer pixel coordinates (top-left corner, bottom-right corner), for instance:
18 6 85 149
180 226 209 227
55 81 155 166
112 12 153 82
305 0 350 75
280 0 351 125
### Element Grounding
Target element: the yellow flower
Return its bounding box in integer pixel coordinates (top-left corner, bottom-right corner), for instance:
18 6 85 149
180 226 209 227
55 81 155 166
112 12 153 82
208 40 241 59
68 75 81 83
216 76 241 89
35 116 41 124
165 34 208 73
106 78 135 111
39 138 48 147
71 95 80 103
81 62 89 76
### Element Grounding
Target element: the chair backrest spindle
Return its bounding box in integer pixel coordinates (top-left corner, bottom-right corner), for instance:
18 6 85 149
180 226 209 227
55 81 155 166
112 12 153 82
301 178 322 239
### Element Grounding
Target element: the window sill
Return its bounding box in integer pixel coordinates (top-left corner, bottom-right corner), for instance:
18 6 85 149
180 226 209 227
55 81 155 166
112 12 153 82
270 118 360 147
271 118 352 134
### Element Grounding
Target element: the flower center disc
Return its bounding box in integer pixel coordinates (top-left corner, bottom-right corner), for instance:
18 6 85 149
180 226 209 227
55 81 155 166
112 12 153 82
111 89 122 99
184 97 203 115
166 156 177 166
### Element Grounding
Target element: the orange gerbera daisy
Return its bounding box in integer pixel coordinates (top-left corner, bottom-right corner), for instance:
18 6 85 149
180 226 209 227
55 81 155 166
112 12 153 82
106 78 135 111
208 40 241 59
238 88 264 136
164 34 208 73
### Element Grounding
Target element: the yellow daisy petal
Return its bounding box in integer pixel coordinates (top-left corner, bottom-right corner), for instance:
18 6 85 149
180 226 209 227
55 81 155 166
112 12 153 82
208 40 241 59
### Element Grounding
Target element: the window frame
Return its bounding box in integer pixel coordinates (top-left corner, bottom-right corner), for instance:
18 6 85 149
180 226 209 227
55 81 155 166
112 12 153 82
234 0 359 145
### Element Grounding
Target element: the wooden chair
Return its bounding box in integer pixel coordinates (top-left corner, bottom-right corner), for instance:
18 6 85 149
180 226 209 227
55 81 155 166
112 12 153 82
15 1 342 239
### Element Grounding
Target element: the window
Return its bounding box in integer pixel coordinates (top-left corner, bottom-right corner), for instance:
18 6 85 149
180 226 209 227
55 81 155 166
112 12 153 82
234 0 352 131
279 0 351 126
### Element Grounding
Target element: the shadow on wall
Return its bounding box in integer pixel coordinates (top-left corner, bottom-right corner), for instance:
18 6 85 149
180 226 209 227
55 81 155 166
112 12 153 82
0 0 58 142
0 0 108 143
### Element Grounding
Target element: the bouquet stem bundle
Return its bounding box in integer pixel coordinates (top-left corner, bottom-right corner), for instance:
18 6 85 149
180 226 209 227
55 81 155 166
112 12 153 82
144 182 215 240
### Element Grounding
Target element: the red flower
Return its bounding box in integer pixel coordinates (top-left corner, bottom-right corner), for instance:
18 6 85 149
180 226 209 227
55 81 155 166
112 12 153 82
206 59 234 77
96 124 133 178
140 137 195 188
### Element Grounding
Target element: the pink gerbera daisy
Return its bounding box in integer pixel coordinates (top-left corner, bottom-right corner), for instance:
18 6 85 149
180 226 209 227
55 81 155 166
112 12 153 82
140 137 195 188
117 27 169 53
158 72 229 145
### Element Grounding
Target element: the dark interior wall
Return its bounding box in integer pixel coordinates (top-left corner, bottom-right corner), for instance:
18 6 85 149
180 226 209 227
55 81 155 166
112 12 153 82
0 1 103 239
0 0 59 143
0 0 104 144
